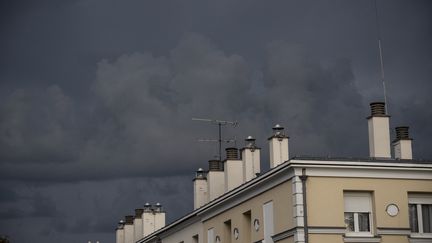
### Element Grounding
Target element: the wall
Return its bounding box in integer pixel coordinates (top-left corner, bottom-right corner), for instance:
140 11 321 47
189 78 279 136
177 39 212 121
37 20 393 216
162 220 203 243
306 176 432 243
202 180 293 243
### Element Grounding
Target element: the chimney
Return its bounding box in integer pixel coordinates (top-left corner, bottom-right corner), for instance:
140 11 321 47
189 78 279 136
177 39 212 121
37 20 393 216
116 220 125 243
224 147 244 191
241 136 261 182
123 215 134 243
153 203 166 232
142 203 166 237
393 126 413 159
193 168 208 209
367 102 391 158
268 124 289 168
142 203 152 237
207 159 225 201
133 209 144 242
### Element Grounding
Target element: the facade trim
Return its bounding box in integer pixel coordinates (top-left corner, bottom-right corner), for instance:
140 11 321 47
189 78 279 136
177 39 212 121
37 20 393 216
376 227 411 235
272 226 299 241
343 236 381 242
308 226 346 234
289 161 432 180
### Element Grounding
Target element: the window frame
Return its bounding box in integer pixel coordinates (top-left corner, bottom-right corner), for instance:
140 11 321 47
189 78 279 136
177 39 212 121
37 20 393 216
409 194 432 238
343 192 374 237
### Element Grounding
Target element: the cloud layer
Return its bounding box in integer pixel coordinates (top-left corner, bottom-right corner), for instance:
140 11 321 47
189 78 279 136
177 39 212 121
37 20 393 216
1 34 371 182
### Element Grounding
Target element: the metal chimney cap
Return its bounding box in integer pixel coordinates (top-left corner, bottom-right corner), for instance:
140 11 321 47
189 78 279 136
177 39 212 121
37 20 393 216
135 208 144 218
225 147 239 160
144 202 152 212
245 135 255 141
369 102 388 117
208 160 223 171
125 215 134 224
119 219 125 224
395 126 411 140
197 168 203 172
273 124 284 130
155 202 161 207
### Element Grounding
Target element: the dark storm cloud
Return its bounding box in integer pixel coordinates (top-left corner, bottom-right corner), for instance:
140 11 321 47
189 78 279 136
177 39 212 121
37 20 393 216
0 186 19 202
0 86 80 164
0 191 59 219
1 33 367 181
0 177 191 243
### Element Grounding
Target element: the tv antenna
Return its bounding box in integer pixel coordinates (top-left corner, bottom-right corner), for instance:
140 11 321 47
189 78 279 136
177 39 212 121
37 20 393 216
374 0 389 114
192 118 238 161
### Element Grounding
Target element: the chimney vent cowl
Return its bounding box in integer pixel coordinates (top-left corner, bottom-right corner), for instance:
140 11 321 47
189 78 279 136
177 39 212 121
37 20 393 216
245 136 257 148
370 102 387 116
208 160 223 171
268 124 289 140
125 215 134 224
395 126 411 140
195 168 206 178
226 147 239 160
154 203 162 212
144 202 152 212
134 208 144 218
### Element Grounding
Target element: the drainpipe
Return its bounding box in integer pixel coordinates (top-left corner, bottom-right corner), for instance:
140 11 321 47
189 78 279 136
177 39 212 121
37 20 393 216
299 168 309 243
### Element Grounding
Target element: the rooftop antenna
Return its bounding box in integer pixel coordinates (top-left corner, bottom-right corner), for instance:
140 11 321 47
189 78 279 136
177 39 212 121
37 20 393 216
374 0 389 114
192 118 238 161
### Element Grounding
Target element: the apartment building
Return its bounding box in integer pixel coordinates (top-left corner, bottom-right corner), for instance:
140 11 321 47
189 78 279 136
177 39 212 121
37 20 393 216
116 102 432 243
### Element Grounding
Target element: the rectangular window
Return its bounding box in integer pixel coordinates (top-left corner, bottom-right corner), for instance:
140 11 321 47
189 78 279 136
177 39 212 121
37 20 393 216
409 194 432 236
208 228 214 243
344 192 373 236
263 201 274 243
224 220 232 243
192 234 199 243
243 210 252 243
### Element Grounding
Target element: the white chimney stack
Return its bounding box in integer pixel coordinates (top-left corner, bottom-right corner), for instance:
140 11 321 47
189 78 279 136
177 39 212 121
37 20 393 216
153 203 166 232
393 126 413 159
207 160 225 201
133 209 143 242
193 168 208 209
268 124 289 168
142 203 154 237
241 136 261 182
142 203 166 237
224 147 243 191
367 102 391 158
123 216 134 243
116 220 125 243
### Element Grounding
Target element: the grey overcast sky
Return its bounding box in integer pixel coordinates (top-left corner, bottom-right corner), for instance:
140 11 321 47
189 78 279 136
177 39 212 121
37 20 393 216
1 0 431 242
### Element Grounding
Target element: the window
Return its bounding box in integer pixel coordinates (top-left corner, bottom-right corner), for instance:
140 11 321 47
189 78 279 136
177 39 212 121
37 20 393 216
192 234 199 243
243 210 252 243
409 194 432 236
208 228 214 243
224 220 232 243
344 192 373 236
263 201 274 243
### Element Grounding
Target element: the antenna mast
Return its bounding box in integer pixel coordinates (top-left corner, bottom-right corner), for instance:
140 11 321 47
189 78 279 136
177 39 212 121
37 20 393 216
192 118 238 161
374 0 389 114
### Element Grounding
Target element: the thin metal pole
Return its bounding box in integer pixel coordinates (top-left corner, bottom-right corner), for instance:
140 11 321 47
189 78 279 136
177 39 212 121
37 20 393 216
374 0 388 114
218 123 222 161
